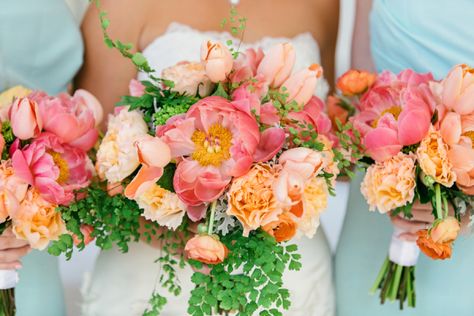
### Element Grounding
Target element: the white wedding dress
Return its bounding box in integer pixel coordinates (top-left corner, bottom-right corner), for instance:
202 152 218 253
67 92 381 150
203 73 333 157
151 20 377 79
81 23 334 316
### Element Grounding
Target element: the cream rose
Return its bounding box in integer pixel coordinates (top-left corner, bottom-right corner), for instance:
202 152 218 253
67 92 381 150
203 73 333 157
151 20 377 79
361 152 416 213
162 61 214 97
96 109 148 183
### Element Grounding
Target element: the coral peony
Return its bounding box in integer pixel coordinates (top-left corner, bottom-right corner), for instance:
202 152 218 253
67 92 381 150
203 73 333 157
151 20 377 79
361 152 416 213
12 188 66 250
184 235 229 265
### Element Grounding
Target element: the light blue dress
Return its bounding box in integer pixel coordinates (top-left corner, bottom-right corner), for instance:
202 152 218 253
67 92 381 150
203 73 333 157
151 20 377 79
0 0 83 315
336 1 474 315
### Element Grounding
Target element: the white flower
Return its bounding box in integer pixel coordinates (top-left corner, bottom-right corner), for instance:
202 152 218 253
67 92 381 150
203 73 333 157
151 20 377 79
137 184 186 230
96 109 148 183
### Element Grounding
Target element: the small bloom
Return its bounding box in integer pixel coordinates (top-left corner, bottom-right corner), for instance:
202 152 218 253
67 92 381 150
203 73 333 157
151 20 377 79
361 152 416 213
9 97 43 140
184 235 229 265
430 217 460 243
336 69 376 96
417 229 453 260
262 213 297 242
200 41 233 82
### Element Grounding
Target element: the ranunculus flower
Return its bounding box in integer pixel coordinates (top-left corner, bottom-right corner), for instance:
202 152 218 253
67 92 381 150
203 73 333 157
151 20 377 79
200 41 233 83
96 109 149 183
184 235 229 265
11 133 92 205
162 61 214 97
72 224 95 246
231 48 264 83
31 90 100 151
361 152 416 213
0 86 31 121
262 213 296 242
12 188 66 250
280 64 323 106
353 70 436 161
336 69 376 96
416 229 453 260
136 184 186 230
159 97 278 219
257 43 295 88
430 217 460 243
416 128 456 187
9 97 43 140
227 163 281 236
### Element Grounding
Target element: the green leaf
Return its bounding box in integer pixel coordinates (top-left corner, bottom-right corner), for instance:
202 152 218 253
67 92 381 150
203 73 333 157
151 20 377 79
132 52 147 66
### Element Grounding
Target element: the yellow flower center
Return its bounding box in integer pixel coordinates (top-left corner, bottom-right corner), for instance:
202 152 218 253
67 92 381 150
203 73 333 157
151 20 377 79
372 106 402 128
191 123 232 166
463 131 474 148
48 151 70 184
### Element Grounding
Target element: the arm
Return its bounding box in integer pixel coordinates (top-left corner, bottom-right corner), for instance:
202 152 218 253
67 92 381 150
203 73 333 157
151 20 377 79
351 0 375 71
75 0 146 122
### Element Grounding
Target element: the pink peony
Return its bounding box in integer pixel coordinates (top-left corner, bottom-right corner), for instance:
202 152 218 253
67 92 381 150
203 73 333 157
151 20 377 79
30 90 100 151
11 132 92 205
159 96 282 219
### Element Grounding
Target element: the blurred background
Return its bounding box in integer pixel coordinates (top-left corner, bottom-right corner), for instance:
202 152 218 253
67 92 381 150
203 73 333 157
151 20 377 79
58 0 356 314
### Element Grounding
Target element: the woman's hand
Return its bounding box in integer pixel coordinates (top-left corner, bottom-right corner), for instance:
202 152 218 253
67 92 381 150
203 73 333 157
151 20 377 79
390 201 435 242
0 227 31 270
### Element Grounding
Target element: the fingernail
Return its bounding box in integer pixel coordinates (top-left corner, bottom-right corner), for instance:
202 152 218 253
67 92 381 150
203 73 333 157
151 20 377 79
15 263 22 269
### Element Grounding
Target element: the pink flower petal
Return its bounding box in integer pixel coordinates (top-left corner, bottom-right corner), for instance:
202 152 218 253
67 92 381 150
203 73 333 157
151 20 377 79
254 127 285 162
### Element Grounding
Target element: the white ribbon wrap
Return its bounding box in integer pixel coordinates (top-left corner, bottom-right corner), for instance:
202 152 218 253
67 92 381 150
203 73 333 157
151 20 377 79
388 228 420 267
0 269 19 290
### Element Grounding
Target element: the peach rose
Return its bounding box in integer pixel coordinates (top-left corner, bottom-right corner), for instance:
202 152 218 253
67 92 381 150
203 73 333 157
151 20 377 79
0 161 29 222
162 61 214 96
227 163 282 236
12 189 66 250
262 213 297 242
336 69 376 96
361 152 416 213
200 41 233 83
416 128 456 187
184 235 229 265
430 217 460 243
417 229 453 260
298 176 328 238
136 184 186 230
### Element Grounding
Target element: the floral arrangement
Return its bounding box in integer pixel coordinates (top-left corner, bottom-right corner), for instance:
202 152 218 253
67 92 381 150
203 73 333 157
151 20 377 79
48 7 347 316
0 86 102 316
334 66 474 309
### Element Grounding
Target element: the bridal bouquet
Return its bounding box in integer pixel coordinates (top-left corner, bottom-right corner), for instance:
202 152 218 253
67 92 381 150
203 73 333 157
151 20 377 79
337 66 474 309
0 86 101 315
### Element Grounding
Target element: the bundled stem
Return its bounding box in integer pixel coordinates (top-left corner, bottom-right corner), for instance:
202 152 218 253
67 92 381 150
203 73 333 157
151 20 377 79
0 288 15 316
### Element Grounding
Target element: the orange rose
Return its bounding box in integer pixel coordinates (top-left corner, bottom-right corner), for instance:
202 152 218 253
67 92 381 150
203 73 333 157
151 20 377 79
184 235 228 265
262 213 297 242
336 69 376 96
227 164 281 236
416 229 453 260
12 189 66 250
430 217 460 243
416 128 456 187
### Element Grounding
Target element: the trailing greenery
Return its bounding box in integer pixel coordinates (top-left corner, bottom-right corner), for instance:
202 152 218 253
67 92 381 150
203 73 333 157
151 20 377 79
186 230 301 316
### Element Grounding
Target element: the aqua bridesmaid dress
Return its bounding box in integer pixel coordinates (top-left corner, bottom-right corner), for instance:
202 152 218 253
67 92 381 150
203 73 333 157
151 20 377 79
0 0 83 315
336 0 474 315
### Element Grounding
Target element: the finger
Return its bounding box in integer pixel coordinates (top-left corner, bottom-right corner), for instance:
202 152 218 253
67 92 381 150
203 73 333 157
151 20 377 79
0 236 30 251
398 232 419 242
1 227 14 237
0 261 22 270
412 201 432 210
0 246 31 264
391 216 429 233
410 209 435 223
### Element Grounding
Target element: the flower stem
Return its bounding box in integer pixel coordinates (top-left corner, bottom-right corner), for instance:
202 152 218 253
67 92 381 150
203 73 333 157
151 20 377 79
207 200 218 235
435 183 443 220
370 256 390 294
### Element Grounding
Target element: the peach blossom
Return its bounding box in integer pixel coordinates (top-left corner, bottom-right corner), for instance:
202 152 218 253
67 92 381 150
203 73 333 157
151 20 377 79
257 43 295 88
184 235 228 265
9 97 43 140
200 40 233 82
280 64 323 106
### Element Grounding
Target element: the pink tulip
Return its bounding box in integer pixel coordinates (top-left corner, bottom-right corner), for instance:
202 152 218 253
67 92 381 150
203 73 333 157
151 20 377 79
9 97 42 140
11 133 92 205
280 64 323 106
124 166 164 199
257 43 295 88
439 112 462 145
441 64 474 115
136 135 171 168
231 48 264 83
231 85 261 117
200 41 233 82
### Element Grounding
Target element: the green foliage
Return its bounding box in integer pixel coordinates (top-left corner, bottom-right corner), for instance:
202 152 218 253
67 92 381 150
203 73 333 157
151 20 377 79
187 230 300 316
335 120 364 177
48 183 159 259
157 164 177 192
1 121 15 160
220 7 247 58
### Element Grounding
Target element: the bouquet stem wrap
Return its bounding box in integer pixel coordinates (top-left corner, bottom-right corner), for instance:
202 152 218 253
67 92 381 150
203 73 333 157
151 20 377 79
370 228 418 309
0 270 18 316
